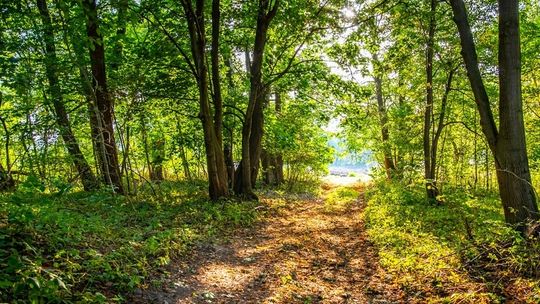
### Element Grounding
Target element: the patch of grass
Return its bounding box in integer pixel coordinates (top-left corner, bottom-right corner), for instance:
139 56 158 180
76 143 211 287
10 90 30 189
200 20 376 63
364 181 540 303
323 186 359 213
0 181 259 303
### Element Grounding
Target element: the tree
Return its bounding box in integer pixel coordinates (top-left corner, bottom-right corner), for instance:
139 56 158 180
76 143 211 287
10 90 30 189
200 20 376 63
36 0 99 191
422 0 457 202
180 0 229 200
81 0 124 193
234 0 279 199
423 0 438 201
449 0 539 231
261 91 284 185
0 93 14 191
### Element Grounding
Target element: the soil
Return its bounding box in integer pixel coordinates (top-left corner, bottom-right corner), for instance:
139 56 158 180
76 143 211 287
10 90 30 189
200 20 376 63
129 185 407 303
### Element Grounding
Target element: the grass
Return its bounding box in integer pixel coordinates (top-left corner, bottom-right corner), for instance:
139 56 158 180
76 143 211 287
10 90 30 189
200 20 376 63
0 181 259 303
364 181 540 303
323 186 359 213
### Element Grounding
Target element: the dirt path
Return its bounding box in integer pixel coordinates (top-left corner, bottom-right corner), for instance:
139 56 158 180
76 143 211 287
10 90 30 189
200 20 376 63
131 186 405 303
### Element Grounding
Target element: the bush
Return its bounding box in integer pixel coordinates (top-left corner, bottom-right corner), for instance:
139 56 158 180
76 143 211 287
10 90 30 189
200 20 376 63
364 181 540 303
323 186 359 213
0 181 259 303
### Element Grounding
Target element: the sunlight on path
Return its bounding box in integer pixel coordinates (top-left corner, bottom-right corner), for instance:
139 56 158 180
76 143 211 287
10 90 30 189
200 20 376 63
131 184 402 304
322 174 371 186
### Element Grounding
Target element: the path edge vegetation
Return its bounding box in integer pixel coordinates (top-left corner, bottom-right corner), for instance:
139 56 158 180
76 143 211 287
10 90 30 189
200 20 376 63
1 0 540 302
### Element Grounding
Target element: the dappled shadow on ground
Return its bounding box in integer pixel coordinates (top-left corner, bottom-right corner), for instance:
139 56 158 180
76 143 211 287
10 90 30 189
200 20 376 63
130 186 405 303
363 184 540 302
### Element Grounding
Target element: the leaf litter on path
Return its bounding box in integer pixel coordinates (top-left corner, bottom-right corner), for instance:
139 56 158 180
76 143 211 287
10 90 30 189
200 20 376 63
130 184 405 303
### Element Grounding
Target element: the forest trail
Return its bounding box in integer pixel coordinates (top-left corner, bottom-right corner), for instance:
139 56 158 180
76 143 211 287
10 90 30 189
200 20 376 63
131 183 405 304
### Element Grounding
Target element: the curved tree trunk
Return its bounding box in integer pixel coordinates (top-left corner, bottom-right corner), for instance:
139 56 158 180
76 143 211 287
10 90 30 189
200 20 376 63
37 0 99 191
450 0 539 232
82 0 124 194
234 0 279 199
181 0 228 200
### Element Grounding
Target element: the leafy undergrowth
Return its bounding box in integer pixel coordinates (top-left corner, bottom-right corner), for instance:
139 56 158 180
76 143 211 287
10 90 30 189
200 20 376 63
0 181 259 303
322 185 360 213
364 181 540 303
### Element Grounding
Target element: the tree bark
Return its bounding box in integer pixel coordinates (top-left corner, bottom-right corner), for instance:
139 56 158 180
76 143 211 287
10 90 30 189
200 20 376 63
495 0 538 230
430 68 455 188
210 0 229 193
224 55 235 189
58 3 103 179
234 0 279 199
82 0 124 194
449 0 498 149
37 0 99 191
0 163 13 191
249 87 268 186
423 0 438 201
372 53 396 180
181 0 228 200
450 0 539 232
261 149 274 185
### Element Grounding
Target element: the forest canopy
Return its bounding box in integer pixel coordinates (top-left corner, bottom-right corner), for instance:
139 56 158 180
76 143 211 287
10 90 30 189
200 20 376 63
1 0 540 302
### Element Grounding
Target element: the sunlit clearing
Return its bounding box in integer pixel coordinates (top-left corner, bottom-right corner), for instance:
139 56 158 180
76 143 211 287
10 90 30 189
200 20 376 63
198 263 255 290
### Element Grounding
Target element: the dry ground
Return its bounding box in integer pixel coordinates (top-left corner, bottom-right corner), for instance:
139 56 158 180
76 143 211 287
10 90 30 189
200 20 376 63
130 183 406 303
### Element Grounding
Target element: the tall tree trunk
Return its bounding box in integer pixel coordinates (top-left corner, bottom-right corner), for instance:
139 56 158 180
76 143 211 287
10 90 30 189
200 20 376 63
58 3 103 179
210 0 229 192
261 149 274 185
450 0 539 232
430 68 455 190
423 63 454 204
181 0 228 200
0 163 13 191
224 141 234 187
82 0 124 194
234 0 279 198
495 0 538 230
423 0 438 201
249 87 268 186
224 56 235 189
150 136 165 182
372 53 396 180
37 0 99 191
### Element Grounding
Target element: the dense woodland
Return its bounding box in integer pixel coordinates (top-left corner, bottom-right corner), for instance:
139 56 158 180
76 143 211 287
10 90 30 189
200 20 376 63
1 0 540 302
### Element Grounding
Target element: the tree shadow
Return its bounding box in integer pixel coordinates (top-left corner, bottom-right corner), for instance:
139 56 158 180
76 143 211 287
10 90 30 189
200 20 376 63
131 191 405 303
364 184 538 301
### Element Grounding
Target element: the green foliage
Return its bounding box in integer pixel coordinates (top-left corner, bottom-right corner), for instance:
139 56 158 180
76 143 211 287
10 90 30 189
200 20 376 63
323 186 359 213
364 181 540 302
264 95 335 187
0 182 259 302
